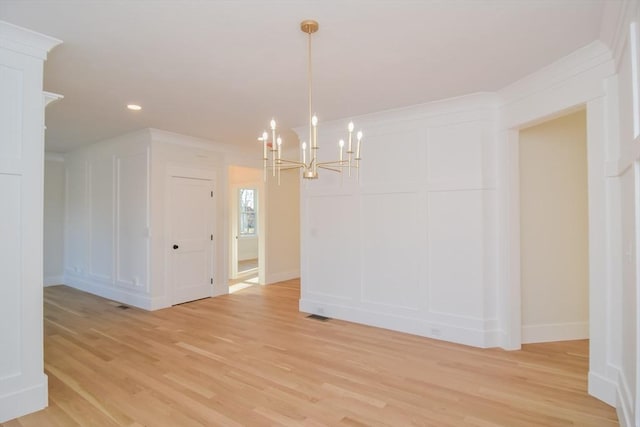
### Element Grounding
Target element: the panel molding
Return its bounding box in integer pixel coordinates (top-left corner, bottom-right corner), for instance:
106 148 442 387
115 149 150 290
64 273 154 310
0 375 48 424
299 297 497 348
0 64 23 166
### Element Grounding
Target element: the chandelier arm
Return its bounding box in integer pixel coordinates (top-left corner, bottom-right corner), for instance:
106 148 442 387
272 165 304 171
317 165 343 173
275 159 305 166
317 160 350 167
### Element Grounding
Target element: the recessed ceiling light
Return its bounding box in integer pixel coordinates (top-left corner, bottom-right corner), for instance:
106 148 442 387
127 104 142 111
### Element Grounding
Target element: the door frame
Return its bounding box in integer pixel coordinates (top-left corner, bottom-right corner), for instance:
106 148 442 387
230 185 260 279
164 166 217 305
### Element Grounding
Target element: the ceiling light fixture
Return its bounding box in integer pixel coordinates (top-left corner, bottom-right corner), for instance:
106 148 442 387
260 20 363 183
127 104 142 111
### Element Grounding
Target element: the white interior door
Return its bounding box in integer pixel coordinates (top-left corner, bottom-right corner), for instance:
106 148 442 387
170 175 214 305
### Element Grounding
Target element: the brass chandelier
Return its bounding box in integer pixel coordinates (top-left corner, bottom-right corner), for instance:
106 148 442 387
260 20 363 182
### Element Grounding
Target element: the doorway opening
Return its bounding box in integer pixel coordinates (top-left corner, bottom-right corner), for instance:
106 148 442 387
228 166 264 292
518 108 589 344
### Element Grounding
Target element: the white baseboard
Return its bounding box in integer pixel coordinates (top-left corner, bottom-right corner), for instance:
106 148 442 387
266 269 300 285
65 275 154 311
588 371 618 407
0 374 48 423
43 275 64 287
299 298 496 348
616 370 634 427
521 321 588 344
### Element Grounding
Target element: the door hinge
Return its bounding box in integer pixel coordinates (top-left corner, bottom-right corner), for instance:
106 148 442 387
210 191 213 197
210 234 213 241
210 278 213 284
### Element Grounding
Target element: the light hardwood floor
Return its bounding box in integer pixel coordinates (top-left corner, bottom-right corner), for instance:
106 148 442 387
3 280 618 426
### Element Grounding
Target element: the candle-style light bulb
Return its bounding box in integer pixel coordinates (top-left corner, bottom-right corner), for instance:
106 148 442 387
277 136 282 159
356 131 363 159
261 131 267 159
339 139 344 162
348 121 354 152
357 131 363 141
312 115 318 149
302 141 307 164
270 119 276 130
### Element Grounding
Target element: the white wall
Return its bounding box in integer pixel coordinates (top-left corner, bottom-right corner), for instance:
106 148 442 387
296 17 637 422
265 165 300 284
297 93 499 347
44 155 66 286
519 110 589 343
0 21 60 423
148 129 229 307
237 238 258 261
64 130 153 308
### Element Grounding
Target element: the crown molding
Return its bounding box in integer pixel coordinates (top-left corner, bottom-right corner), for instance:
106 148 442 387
499 40 613 107
0 20 61 59
600 0 638 72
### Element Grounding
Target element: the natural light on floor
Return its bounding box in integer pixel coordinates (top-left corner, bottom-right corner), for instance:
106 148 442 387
229 275 259 293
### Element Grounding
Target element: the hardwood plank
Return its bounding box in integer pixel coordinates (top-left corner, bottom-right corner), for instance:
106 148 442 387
2 281 618 426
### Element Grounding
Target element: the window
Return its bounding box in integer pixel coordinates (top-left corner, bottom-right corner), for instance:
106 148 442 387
238 188 257 236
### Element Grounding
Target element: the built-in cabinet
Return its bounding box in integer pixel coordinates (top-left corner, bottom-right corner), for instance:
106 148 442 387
0 21 61 423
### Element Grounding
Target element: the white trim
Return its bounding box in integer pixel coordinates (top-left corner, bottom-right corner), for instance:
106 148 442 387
300 298 499 348
43 275 63 287
43 91 63 108
616 367 634 427
0 20 61 60
499 41 612 108
588 371 618 407
64 274 156 310
293 92 500 141
149 128 241 154
521 322 589 344
600 0 638 72
0 374 48 423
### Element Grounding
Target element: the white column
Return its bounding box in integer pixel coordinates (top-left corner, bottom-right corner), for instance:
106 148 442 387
0 21 61 423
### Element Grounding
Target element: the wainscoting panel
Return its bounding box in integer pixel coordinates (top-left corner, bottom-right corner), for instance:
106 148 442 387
0 65 22 166
427 190 485 319
360 192 424 311
89 157 114 282
0 174 22 379
116 150 149 290
305 194 359 300
427 121 486 190
64 160 88 276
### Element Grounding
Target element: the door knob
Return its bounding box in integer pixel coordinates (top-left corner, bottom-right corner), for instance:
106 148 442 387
173 244 179 250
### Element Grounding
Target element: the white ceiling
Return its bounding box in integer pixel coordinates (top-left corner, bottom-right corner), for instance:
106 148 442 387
1 0 609 153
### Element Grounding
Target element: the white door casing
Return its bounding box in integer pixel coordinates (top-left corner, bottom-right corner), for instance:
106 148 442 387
168 172 215 305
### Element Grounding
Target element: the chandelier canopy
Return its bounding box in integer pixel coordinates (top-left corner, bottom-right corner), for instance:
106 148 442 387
260 20 363 182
